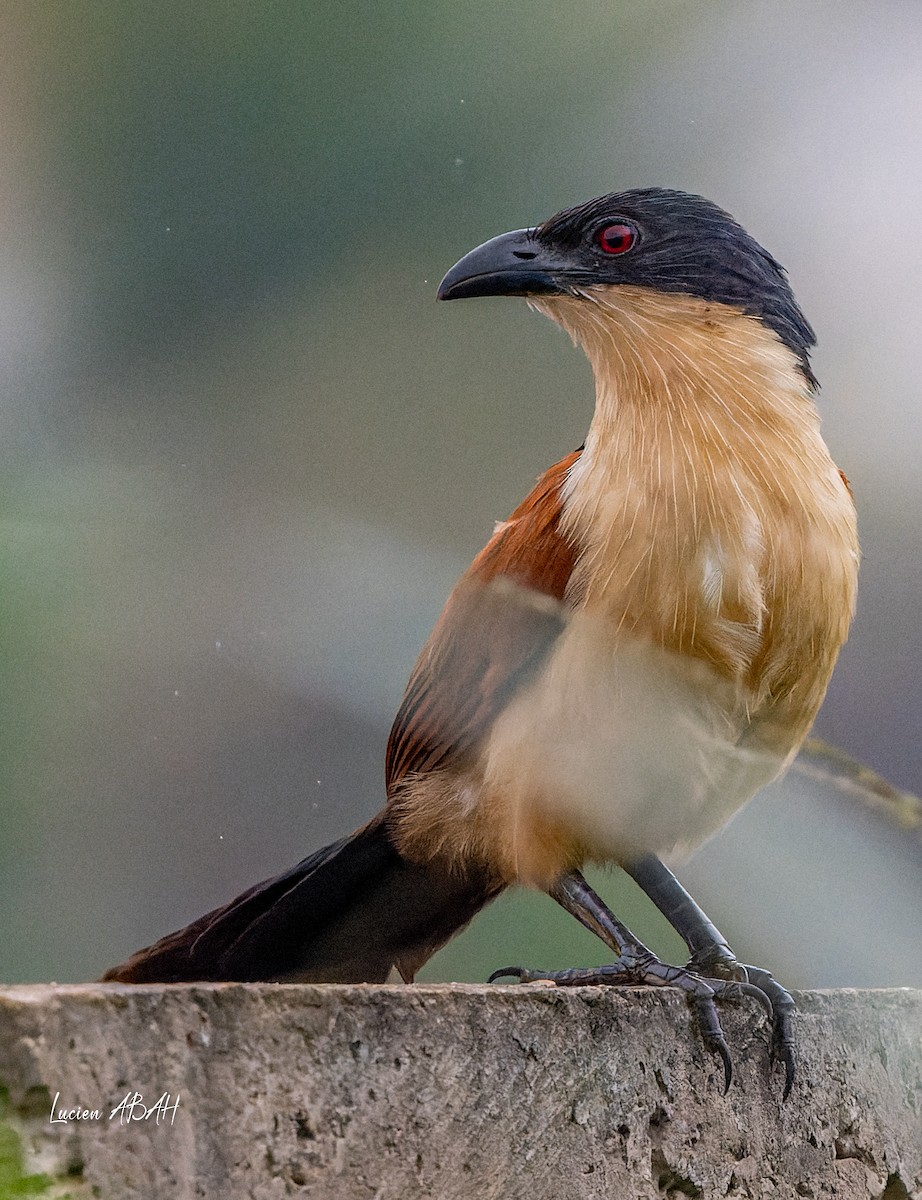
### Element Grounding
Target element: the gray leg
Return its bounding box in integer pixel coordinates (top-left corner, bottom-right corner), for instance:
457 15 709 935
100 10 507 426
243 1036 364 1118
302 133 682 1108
489 869 772 1093
626 854 796 1099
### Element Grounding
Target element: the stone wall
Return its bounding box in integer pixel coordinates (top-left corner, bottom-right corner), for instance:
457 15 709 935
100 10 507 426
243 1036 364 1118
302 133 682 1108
0 983 920 1198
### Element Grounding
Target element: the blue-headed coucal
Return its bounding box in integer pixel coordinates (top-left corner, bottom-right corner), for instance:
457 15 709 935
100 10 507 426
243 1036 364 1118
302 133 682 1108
104 189 859 1096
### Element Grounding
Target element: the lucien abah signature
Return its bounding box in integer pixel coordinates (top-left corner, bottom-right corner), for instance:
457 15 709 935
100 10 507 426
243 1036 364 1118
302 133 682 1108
49 1091 181 1126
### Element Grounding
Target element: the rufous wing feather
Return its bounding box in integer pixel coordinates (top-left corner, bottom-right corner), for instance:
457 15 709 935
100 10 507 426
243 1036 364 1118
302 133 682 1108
386 450 581 795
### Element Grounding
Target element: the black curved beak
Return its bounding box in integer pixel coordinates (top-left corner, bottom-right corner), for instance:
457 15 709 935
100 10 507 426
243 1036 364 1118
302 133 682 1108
437 228 572 301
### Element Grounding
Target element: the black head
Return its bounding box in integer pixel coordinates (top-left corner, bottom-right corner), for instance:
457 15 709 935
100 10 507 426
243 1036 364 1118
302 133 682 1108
438 188 816 386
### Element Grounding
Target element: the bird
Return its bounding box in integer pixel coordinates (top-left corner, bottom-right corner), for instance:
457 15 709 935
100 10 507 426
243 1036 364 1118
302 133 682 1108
103 188 859 1097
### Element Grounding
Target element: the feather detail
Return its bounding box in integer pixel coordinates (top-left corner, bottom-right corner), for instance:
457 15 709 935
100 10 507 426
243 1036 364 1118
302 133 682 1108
472 285 858 882
390 286 857 887
534 286 858 746
467 449 581 597
385 451 580 797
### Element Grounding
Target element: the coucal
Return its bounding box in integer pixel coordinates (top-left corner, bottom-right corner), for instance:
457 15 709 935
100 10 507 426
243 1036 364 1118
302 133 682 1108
104 189 858 1096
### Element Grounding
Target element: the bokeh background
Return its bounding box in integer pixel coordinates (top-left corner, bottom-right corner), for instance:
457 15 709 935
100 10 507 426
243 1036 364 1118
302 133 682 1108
3 0 921 987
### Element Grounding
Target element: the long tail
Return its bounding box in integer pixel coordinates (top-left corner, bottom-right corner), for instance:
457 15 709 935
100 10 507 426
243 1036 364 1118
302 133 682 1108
102 814 503 984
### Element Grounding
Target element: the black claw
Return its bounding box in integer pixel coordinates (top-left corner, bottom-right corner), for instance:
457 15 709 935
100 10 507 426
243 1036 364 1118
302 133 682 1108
694 995 733 1093
739 964 797 1098
770 1002 797 1101
487 966 526 983
739 981 774 1020
780 1043 796 1102
718 1041 733 1094
713 978 774 1020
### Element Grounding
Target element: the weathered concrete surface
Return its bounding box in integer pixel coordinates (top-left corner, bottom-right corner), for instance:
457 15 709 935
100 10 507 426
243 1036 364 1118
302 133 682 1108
0 984 919 1199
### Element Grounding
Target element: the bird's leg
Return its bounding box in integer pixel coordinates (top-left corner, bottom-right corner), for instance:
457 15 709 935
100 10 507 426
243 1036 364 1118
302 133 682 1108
489 869 769 1092
625 854 796 1099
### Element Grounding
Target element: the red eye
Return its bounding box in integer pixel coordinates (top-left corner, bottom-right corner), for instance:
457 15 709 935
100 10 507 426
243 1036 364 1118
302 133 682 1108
596 222 637 255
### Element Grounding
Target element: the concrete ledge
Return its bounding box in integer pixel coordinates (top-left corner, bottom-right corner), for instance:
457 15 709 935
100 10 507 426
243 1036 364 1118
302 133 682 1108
0 984 920 1199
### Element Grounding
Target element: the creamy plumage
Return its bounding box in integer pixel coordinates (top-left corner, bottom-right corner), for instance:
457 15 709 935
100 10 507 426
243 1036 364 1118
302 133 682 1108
390 285 858 888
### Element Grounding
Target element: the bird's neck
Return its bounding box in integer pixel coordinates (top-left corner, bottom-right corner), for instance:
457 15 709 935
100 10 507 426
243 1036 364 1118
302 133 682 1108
531 286 857 717
537 285 822 482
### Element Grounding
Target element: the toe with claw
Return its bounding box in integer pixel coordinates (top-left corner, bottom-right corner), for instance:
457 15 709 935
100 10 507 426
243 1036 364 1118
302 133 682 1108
487 953 752 1092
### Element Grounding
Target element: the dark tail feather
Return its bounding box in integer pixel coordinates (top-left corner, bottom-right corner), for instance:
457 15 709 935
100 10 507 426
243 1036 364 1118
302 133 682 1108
102 814 502 984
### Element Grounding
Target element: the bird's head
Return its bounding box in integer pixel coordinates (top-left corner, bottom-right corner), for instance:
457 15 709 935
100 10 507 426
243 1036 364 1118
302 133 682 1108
438 188 816 387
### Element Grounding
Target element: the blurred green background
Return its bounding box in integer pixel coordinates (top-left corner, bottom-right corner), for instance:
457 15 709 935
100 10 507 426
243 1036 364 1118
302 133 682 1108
2 0 921 986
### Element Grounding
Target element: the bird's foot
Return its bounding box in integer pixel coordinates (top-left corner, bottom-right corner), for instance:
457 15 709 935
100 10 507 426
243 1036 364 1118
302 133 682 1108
687 949 796 1100
488 954 772 1094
